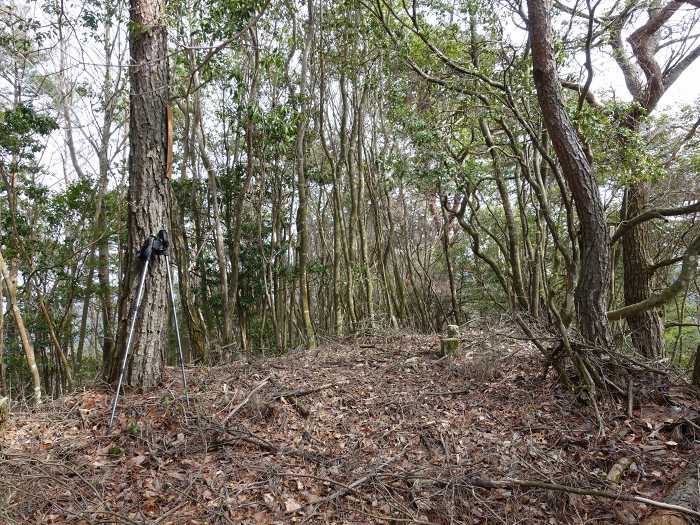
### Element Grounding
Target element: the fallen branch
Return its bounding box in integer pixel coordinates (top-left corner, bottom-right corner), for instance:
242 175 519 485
268 381 340 401
221 374 271 424
425 389 471 396
288 447 408 514
468 477 700 519
203 422 330 465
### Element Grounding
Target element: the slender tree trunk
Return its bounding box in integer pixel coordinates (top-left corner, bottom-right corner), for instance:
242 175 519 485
0 249 41 403
480 119 528 311
440 204 460 325
0 273 5 394
172 198 206 362
173 100 207 362
96 159 115 375
196 111 233 346
295 0 316 348
76 264 94 371
110 0 171 386
37 293 73 388
339 75 357 330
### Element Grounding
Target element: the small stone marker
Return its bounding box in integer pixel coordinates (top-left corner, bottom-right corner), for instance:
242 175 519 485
0 396 8 429
441 325 460 356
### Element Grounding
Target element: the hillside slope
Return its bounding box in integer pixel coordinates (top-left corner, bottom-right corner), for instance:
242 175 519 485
1 325 699 524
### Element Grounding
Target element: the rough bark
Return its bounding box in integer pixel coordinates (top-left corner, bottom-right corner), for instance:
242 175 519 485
527 0 612 347
608 0 700 358
620 186 664 357
692 344 700 387
110 0 171 387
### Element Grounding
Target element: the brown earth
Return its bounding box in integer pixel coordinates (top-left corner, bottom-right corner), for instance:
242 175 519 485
1 324 698 524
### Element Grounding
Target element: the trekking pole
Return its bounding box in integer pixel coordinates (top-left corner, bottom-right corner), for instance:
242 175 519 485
160 231 189 406
107 236 155 431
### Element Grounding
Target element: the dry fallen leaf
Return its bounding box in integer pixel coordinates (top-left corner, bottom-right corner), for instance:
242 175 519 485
285 497 302 512
129 455 146 466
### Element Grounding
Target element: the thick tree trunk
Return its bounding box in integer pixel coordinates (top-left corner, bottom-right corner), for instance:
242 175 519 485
607 2 700 360
692 344 700 387
621 185 664 357
608 233 700 321
527 0 612 347
110 0 171 387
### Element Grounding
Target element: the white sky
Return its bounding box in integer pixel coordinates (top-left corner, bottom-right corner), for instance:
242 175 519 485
4 0 700 192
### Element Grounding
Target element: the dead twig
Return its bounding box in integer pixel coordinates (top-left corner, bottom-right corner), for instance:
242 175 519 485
468 477 700 519
221 375 271 424
288 447 409 515
269 381 341 401
627 379 634 418
424 388 471 396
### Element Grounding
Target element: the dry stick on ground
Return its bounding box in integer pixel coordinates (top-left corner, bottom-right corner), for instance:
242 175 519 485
288 448 409 515
204 421 330 466
425 388 471 396
468 477 700 519
221 374 272 424
268 382 342 400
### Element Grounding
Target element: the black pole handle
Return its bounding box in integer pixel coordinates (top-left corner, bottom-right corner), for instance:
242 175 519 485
137 230 169 261
138 236 155 261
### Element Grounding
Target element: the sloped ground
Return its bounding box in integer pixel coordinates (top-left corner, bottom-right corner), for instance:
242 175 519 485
1 324 699 524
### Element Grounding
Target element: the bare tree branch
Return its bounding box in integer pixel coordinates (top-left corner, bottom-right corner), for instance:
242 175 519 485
611 201 700 243
608 233 700 320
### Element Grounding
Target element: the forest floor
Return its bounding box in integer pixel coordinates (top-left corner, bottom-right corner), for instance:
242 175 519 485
1 322 699 524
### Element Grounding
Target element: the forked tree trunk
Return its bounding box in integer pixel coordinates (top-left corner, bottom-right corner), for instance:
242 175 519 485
608 2 700 358
527 0 612 348
37 293 73 388
109 0 171 387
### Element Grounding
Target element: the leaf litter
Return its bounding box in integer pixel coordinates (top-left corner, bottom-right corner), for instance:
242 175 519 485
1 323 699 524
